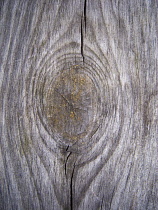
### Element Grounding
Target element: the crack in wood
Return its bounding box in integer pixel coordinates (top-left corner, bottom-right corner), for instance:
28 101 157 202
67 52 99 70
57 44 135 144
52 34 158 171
1 0 157 209
84 0 87 33
63 151 76 210
81 20 84 62
80 0 87 62
64 151 72 177
70 162 76 210
66 145 69 152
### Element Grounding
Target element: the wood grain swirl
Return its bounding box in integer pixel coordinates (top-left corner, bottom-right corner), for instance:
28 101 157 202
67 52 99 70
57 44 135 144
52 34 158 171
0 0 158 210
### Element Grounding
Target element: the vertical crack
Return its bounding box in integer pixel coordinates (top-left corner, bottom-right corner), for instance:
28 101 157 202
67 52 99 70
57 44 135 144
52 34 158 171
81 0 87 62
64 151 72 176
66 145 69 151
84 0 87 32
70 163 76 210
64 151 76 210
81 20 84 62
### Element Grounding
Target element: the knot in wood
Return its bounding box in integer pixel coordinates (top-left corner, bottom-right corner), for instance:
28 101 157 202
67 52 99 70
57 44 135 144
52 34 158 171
43 66 97 142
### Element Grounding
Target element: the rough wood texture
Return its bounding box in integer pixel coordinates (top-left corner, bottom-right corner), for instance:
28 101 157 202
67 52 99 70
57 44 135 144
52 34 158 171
0 0 158 209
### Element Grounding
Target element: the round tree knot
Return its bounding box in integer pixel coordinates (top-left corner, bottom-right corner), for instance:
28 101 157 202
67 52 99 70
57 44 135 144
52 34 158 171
43 66 98 142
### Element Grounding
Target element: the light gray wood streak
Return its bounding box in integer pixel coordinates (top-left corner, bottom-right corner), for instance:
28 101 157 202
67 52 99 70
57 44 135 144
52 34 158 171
0 0 158 209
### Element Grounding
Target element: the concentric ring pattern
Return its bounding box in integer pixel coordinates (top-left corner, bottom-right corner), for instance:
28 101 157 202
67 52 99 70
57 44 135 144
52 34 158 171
24 51 123 154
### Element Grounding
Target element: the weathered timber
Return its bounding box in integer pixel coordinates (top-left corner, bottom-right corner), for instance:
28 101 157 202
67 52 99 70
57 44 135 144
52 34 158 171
0 0 158 209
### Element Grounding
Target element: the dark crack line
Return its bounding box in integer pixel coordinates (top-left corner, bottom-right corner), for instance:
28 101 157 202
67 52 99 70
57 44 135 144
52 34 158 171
66 145 69 151
64 152 76 210
81 20 84 62
64 152 72 177
84 0 87 32
81 0 87 62
70 163 76 210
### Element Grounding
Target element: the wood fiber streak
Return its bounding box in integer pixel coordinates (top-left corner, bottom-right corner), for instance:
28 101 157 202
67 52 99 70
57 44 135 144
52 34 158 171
0 0 158 210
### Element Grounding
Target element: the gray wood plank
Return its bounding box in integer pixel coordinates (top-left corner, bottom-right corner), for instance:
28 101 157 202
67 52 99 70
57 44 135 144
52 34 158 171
0 0 158 209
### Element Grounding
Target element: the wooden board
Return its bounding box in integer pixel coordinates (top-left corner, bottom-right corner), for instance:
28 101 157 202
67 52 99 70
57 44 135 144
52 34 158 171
0 0 158 209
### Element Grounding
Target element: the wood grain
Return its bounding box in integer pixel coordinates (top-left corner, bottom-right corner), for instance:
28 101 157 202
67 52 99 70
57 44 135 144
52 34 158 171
0 0 158 209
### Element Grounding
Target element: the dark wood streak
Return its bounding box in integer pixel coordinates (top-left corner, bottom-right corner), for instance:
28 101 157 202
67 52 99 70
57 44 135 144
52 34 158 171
0 0 158 210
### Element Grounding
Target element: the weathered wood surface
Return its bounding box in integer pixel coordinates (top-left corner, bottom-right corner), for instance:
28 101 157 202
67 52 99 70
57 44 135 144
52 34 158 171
0 0 158 209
